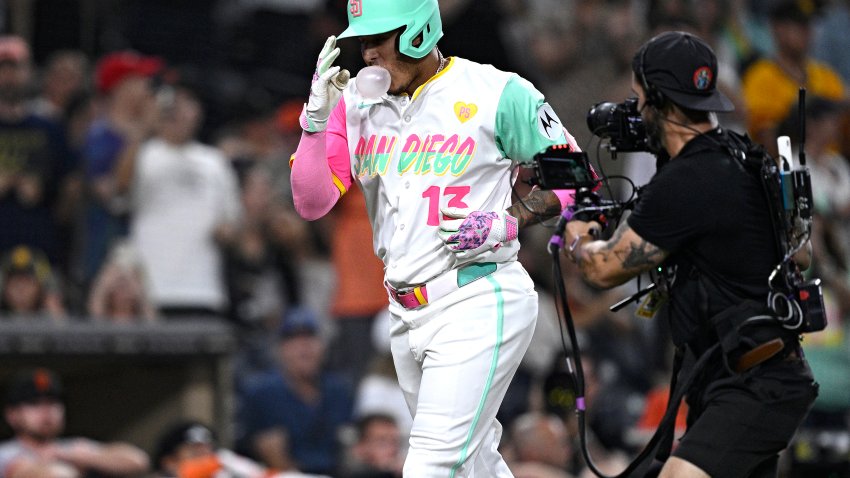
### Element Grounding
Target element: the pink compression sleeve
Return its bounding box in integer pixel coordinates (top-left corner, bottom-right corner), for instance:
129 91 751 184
290 99 352 220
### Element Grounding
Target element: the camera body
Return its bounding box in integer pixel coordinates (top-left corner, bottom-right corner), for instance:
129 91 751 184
586 98 649 153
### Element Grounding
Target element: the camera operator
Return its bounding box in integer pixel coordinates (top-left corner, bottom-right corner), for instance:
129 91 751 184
564 31 818 478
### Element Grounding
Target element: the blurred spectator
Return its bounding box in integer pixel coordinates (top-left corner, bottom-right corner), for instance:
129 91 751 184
226 167 312 384
507 412 573 478
87 241 157 322
237 307 353 475
215 89 289 179
224 166 304 328
216 96 310 328
812 0 850 85
325 186 388 389
62 92 96 156
127 85 241 318
0 368 149 477
353 350 412 441
740 0 845 155
625 383 689 454
0 35 77 272
338 413 403 478
0 245 65 319
81 51 162 285
153 420 269 478
30 50 90 121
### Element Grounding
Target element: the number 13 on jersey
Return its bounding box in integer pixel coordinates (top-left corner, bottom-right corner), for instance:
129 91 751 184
422 185 470 225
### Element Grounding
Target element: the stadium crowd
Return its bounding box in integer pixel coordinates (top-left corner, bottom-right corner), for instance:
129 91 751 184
0 0 848 476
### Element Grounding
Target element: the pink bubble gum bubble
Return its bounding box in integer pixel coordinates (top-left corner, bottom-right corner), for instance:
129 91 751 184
355 66 390 99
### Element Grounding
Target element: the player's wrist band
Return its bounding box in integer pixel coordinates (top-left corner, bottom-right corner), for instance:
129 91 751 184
505 214 519 242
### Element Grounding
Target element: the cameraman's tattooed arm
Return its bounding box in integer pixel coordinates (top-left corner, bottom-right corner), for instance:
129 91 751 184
507 189 563 228
566 220 669 288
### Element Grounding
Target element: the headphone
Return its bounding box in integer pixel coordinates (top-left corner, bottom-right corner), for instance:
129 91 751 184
638 39 666 109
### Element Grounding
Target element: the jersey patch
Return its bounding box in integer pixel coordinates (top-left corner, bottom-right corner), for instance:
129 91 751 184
536 103 562 141
454 102 478 123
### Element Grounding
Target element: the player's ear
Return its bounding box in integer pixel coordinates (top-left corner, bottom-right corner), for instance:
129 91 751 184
412 33 423 48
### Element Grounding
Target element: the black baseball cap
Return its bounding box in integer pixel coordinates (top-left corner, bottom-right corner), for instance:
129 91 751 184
769 0 819 24
153 421 216 467
633 31 734 113
5 368 64 405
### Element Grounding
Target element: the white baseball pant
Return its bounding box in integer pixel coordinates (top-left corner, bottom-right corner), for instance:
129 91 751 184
388 261 538 477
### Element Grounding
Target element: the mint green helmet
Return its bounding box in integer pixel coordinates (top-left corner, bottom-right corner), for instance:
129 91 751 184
337 0 443 59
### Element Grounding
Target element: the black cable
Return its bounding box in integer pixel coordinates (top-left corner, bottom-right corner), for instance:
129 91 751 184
551 235 699 478
509 162 561 229
551 243 663 478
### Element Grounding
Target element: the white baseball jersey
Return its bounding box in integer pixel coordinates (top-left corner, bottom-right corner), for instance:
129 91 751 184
324 56 570 287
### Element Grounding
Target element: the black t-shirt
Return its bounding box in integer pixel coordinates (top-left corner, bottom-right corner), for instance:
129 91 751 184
627 128 779 346
0 114 76 265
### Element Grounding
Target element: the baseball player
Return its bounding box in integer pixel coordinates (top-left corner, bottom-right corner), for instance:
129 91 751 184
289 1 580 476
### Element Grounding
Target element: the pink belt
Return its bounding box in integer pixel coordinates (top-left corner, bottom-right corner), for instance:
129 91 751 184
385 262 499 310
386 283 430 309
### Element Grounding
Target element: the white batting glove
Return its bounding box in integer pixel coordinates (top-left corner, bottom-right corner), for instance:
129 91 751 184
438 207 519 259
300 36 350 133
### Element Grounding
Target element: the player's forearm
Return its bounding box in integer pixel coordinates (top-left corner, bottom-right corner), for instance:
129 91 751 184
90 443 149 475
290 130 342 220
507 189 563 228
55 440 149 476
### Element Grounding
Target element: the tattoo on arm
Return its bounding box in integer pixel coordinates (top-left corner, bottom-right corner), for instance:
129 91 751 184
617 238 664 270
575 220 666 285
507 189 562 228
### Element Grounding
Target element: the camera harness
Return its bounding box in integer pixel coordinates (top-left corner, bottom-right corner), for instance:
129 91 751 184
544 82 823 477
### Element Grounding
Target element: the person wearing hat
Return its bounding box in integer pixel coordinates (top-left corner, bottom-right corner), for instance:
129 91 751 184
80 50 164 285
290 1 582 475
153 420 280 478
0 368 149 478
564 31 818 477
237 307 352 476
0 245 65 319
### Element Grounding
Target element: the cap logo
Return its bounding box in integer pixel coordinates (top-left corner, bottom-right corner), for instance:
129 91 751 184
693 66 712 91
349 0 362 17
186 425 213 444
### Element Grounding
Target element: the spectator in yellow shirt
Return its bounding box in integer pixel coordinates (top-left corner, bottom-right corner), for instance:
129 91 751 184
741 0 845 155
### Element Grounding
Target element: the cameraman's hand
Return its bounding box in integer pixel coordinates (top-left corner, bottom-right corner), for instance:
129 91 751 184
300 36 350 133
438 207 519 259
565 220 600 263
